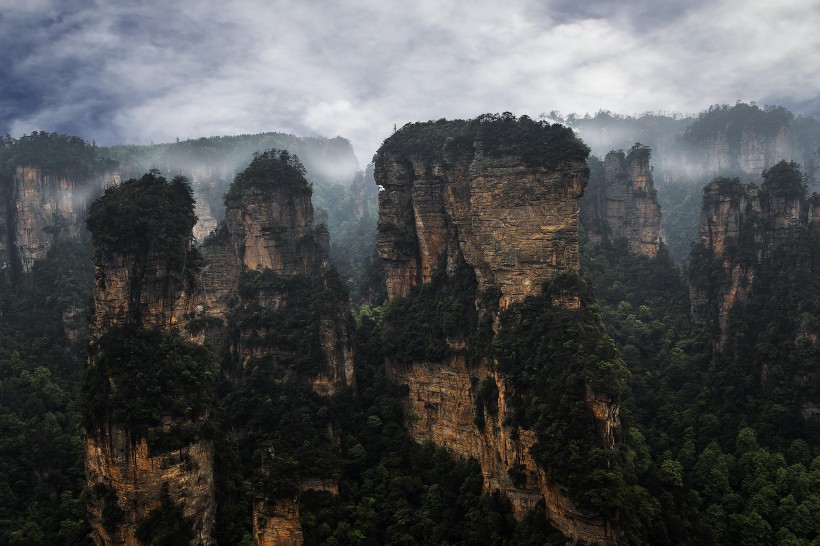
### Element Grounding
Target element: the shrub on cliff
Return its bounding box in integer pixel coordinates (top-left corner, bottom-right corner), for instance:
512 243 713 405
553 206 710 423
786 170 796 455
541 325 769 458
86 170 196 262
761 160 807 200
224 148 310 202
375 113 589 171
83 325 218 452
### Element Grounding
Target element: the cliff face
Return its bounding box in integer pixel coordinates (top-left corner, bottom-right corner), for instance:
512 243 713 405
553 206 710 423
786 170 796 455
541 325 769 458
389 358 617 544
86 429 215 546
7 165 119 274
84 173 215 545
197 152 354 545
689 163 810 348
200 182 351 392
375 117 617 544
376 139 586 308
581 146 662 257
683 120 805 181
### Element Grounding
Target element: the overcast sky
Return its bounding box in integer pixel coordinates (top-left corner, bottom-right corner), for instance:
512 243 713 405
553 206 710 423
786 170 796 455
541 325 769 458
1 0 818 164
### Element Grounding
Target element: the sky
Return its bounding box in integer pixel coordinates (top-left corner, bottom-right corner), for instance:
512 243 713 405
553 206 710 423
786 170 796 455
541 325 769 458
1 0 819 164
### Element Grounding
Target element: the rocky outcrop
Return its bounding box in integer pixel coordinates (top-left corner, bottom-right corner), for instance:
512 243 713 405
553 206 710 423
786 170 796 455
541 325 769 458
84 173 215 545
86 428 215 546
581 145 661 257
8 165 119 274
389 357 617 544
199 180 352 392
376 125 587 308
375 117 617 544
253 498 303 546
197 151 354 544
689 162 810 348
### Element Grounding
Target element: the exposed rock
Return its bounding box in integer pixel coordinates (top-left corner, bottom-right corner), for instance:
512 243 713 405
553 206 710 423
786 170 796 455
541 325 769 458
375 132 587 308
200 180 353 394
389 357 617 545
690 163 810 348
375 118 618 543
253 498 303 546
9 165 119 273
581 146 661 257
86 426 215 546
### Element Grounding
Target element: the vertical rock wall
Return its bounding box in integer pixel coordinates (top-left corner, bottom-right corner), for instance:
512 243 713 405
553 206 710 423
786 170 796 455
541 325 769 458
375 119 617 544
8 165 119 273
690 167 810 348
581 147 662 257
85 175 215 546
376 143 587 308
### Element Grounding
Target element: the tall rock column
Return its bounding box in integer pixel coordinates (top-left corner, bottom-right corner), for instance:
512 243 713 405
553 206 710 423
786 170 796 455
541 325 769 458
689 160 809 348
375 115 622 545
198 150 355 545
83 172 215 546
580 143 662 257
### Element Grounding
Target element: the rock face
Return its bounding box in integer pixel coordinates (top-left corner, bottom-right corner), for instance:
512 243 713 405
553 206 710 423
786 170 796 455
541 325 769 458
389 358 617 544
683 121 806 182
4 165 119 274
375 117 617 544
689 162 810 348
376 131 587 309
200 182 352 392
86 430 215 546
198 152 355 544
85 174 215 545
581 146 662 257
253 498 304 546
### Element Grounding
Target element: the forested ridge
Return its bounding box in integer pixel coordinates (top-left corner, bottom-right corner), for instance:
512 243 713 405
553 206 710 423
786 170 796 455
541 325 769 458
1 105 819 544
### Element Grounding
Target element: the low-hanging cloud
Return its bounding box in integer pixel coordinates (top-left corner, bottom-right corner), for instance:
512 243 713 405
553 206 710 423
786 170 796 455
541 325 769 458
1 0 818 164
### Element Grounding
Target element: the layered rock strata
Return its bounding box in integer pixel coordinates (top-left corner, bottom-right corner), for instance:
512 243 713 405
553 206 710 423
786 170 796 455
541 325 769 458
375 118 617 544
376 133 587 308
7 165 119 274
689 162 811 348
581 146 661 257
389 358 617 544
85 174 215 545
197 152 355 544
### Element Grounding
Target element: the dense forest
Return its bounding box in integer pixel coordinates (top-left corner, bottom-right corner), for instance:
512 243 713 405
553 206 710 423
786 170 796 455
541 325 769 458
1 103 819 544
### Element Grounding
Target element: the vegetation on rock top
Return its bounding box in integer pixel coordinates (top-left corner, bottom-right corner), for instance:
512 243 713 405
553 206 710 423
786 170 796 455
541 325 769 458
375 112 590 171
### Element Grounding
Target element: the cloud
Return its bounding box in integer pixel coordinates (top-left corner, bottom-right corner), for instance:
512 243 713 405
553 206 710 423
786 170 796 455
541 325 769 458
1 0 818 164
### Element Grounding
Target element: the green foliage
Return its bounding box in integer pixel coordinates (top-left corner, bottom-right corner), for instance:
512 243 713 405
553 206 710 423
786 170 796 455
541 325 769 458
224 149 309 202
86 171 196 259
213 267 351 542
761 160 807 199
493 274 630 514
473 376 499 430
135 485 194 545
375 113 589 171
0 131 115 179
684 103 794 147
91 483 124 536
0 241 93 545
625 142 651 164
82 326 217 452
381 263 480 365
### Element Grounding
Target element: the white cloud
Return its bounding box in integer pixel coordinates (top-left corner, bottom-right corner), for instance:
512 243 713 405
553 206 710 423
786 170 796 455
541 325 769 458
1 0 818 164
